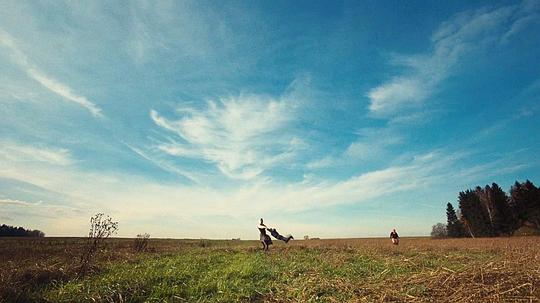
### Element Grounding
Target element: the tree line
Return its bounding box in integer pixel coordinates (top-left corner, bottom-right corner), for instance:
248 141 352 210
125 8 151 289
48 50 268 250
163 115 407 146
0 224 45 237
432 180 540 238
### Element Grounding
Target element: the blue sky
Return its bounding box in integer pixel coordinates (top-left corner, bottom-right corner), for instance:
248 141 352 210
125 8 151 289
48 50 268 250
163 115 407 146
1 0 539 239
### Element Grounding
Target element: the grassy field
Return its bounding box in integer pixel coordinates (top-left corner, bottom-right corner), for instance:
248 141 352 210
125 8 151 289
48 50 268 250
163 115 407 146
1 237 539 302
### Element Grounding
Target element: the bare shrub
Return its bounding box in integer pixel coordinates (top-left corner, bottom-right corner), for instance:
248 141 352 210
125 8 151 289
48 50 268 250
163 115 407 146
133 233 150 252
431 223 447 238
78 213 118 276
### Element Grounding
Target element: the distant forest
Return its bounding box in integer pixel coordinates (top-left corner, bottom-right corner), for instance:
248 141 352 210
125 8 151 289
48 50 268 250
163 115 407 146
0 224 45 237
432 180 540 238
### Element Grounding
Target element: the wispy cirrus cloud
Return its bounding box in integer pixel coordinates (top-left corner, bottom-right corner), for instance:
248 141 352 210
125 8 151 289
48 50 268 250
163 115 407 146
0 29 103 117
0 198 42 207
367 1 539 116
125 143 203 184
345 127 404 160
0 197 85 221
150 92 305 180
0 141 73 166
307 126 405 169
0 135 530 237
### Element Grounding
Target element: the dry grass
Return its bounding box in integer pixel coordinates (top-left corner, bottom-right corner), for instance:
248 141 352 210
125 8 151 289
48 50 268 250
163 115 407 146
1 237 538 302
283 237 540 302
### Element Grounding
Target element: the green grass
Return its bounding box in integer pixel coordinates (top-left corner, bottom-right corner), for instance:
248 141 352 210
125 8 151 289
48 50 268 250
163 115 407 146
45 246 493 303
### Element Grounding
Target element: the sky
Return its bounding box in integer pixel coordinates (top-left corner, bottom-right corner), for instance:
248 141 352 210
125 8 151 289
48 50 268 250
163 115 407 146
1 0 539 239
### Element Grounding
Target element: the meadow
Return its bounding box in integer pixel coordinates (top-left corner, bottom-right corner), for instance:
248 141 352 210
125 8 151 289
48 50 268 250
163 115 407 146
0 237 538 302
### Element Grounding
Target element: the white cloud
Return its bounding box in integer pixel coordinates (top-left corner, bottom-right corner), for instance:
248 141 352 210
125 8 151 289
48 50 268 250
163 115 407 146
0 141 73 166
121 1 232 64
0 198 42 207
93 149 508 220
501 0 540 43
0 141 527 238
345 127 404 159
306 156 336 169
367 1 539 116
0 29 103 117
368 78 430 114
26 69 102 117
0 198 84 220
307 126 404 169
150 93 304 180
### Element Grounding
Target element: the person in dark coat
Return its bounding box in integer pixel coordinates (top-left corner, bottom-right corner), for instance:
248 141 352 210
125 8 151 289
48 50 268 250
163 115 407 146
268 228 293 243
390 229 399 245
258 218 272 250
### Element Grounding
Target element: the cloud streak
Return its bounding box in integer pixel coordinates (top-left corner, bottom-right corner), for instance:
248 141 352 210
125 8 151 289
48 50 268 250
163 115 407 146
125 143 203 184
0 141 73 166
0 198 85 223
0 198 43 207
0 29 103 117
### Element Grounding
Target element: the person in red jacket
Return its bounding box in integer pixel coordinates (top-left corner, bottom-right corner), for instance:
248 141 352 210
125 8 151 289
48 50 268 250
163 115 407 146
390 229 399 245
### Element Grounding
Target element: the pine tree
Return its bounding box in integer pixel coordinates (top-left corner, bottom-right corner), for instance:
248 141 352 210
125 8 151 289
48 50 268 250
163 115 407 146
446 202 465 237
488 183 514 235
510 180 540 229
458 189 492 237
475 186 495 236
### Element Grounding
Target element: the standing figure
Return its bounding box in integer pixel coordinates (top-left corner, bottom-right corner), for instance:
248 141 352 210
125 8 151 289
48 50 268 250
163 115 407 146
390 229 399 245
258 218 272 251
